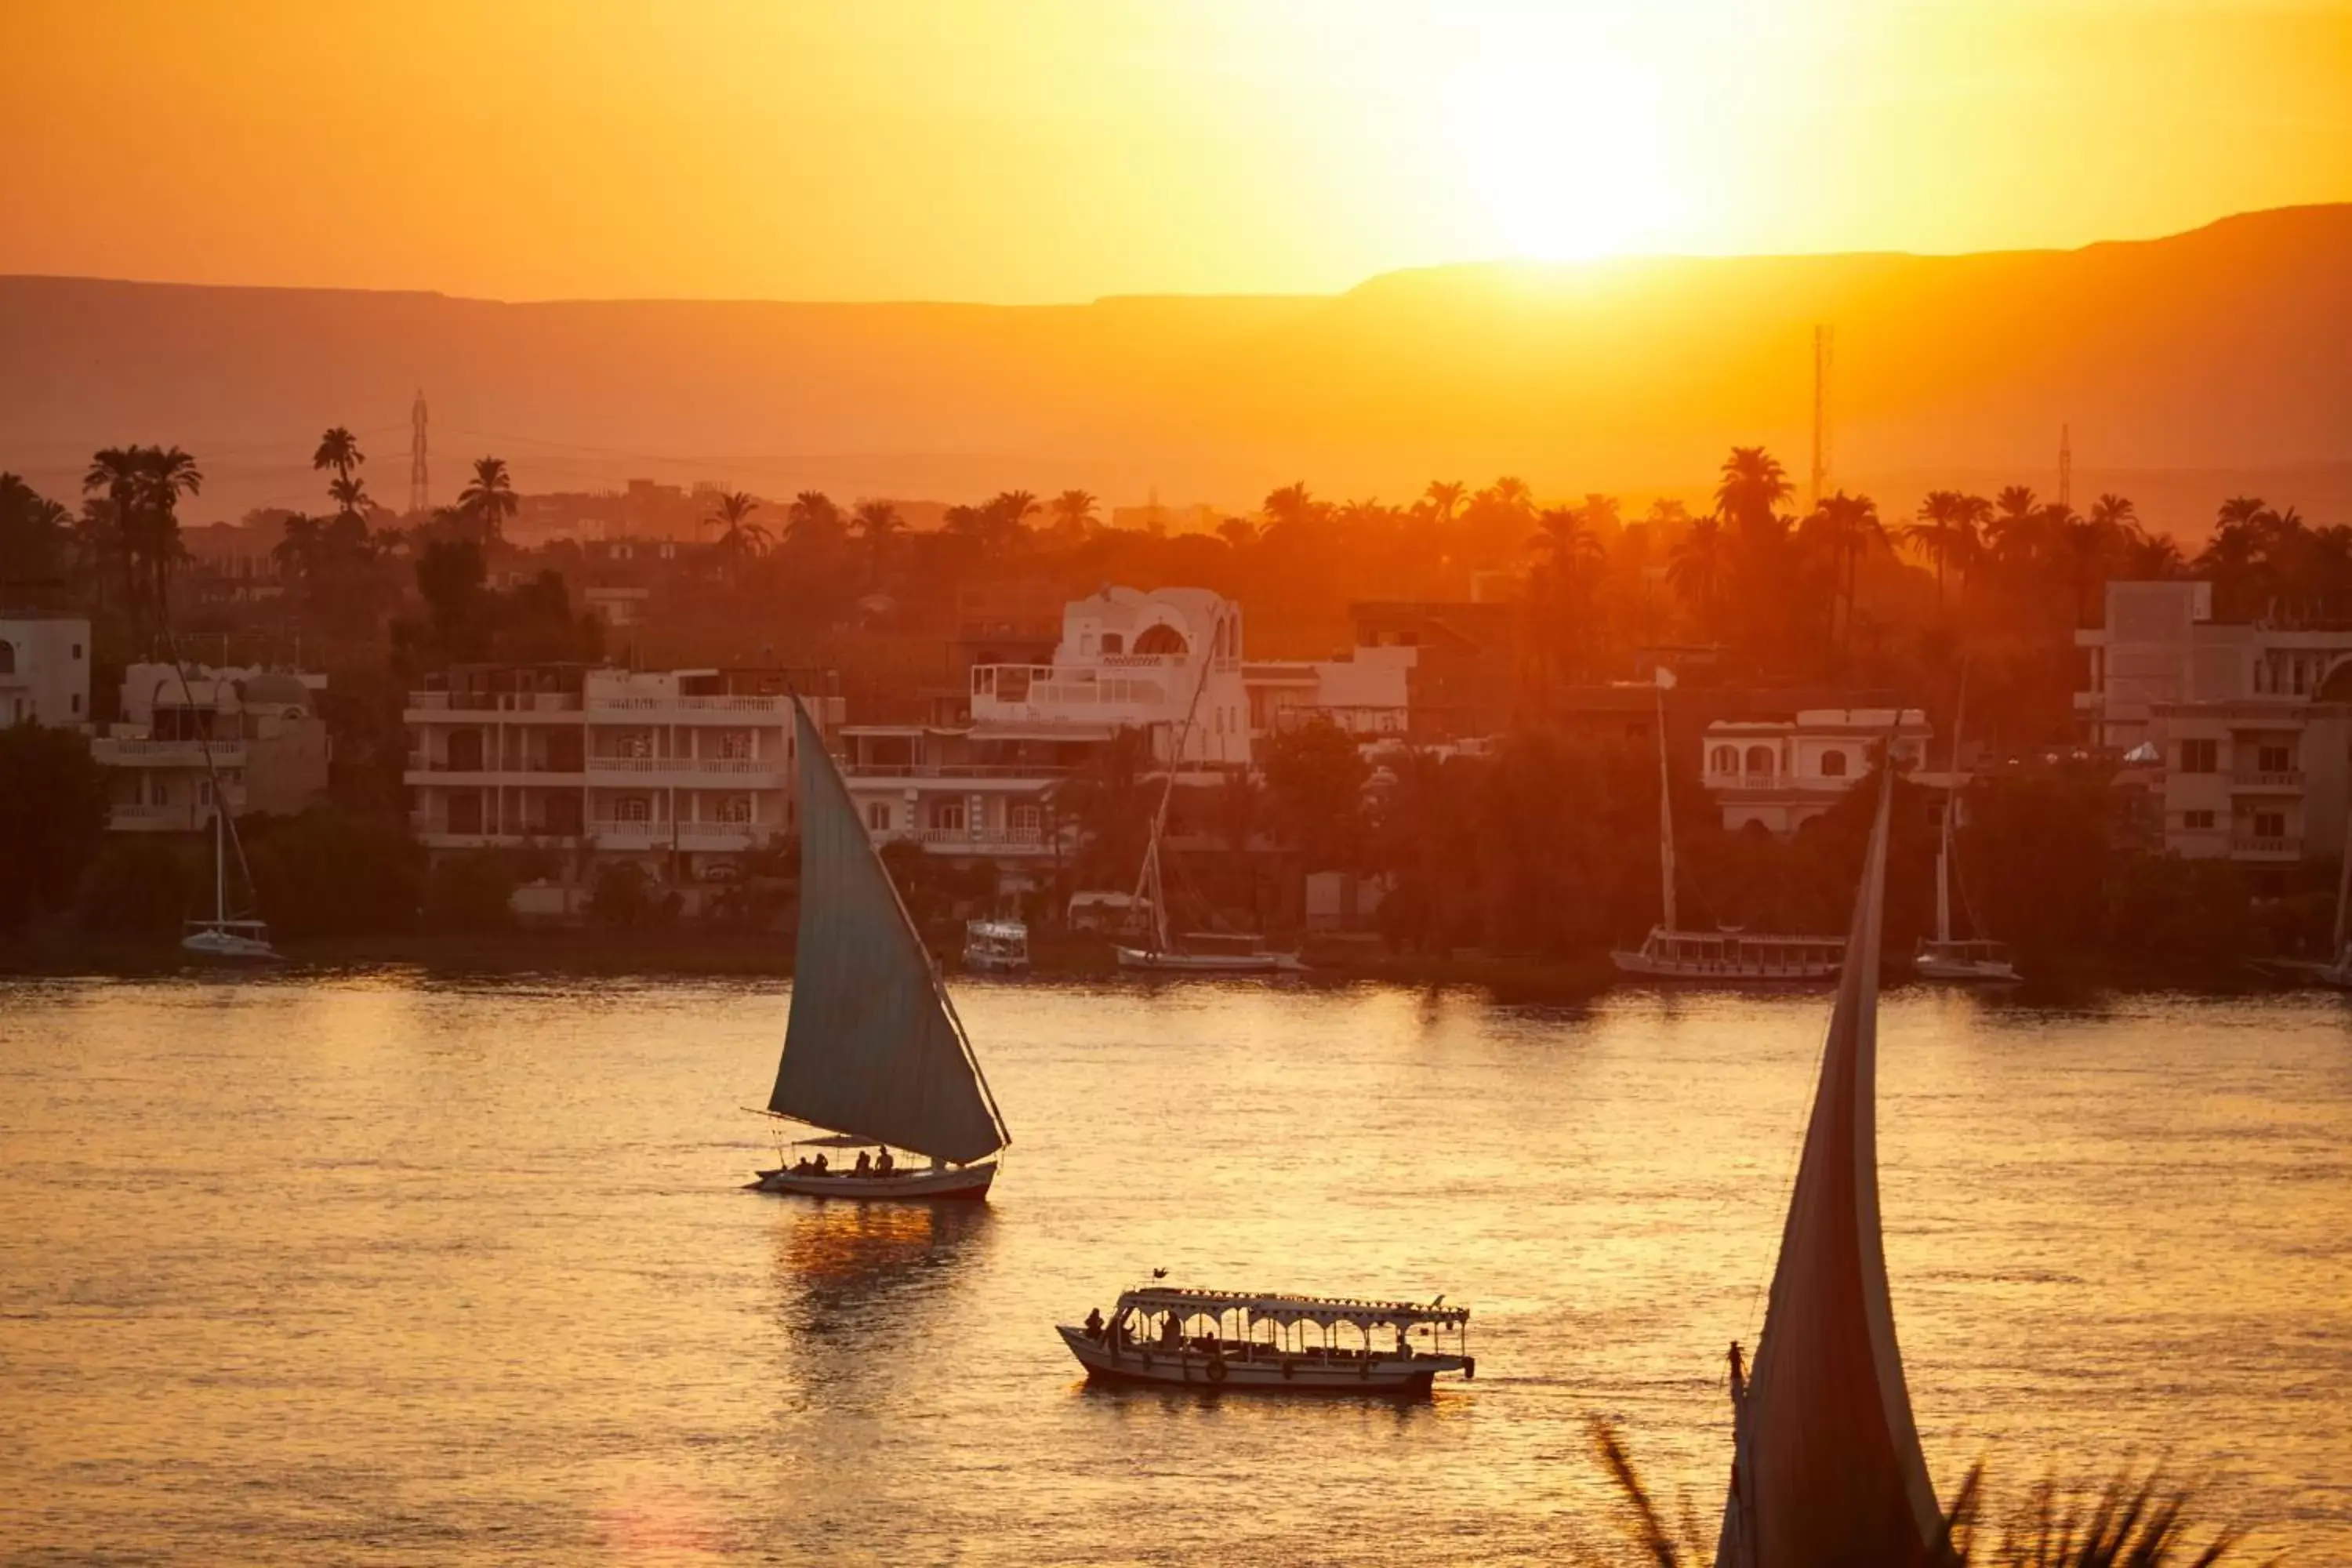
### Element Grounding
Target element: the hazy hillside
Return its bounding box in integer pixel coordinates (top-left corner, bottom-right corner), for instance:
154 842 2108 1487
4 205 2348 534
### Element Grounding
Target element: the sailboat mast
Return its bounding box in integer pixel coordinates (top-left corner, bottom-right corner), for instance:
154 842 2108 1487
215 809 226 922
1938 668 1968 947
1131 622 1221 954
2333 792 2352 964
1655 681 1678 933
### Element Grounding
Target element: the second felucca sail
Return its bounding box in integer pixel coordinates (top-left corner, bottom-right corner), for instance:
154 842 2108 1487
757 698 1009 1199
1716 744 1943 1567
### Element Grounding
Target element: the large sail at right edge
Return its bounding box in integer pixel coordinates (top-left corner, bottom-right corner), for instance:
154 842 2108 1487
766 700 1007 1165
1716 753 1941 1568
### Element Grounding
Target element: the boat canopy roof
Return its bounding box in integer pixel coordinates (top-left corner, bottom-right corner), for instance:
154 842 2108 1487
1115 1286 1468 1329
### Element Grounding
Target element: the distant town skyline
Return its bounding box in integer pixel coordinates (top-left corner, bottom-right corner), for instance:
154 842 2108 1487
4 0 2348 304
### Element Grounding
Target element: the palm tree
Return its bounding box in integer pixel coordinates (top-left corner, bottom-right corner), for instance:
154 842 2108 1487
273 513 325 586
1902 490 1989 608
1047 488 1098 543
1421 479 1466 526
313 427 364 488
457 456 518 544
328 474 371 520
83 446 145 618
1262 482 1322 532
1216 516 1260 549
1715 447 1791 539
1668 516 1729 629
132 445 202 626
1807 489 1885 653
706 490 770 568
2122 524 2185 579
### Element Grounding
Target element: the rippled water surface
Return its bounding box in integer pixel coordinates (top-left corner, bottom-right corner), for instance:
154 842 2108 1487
3 975 2348 1564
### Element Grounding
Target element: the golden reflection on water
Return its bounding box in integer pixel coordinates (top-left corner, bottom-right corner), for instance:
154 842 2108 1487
0 975 2347 1563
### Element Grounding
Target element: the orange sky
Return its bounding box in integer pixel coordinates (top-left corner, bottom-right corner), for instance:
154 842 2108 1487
2 0 2347 303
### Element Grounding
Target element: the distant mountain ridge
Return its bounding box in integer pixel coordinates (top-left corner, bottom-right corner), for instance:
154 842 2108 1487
3 205 2348 532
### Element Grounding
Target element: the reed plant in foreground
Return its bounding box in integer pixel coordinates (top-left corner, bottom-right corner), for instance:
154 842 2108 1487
1583 1417 2263 1566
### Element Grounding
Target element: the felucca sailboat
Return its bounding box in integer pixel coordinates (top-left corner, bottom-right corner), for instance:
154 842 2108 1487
1914 668 2018 982
1716 749 1945 1566
1610 677 1845 982
751 698 1011 1200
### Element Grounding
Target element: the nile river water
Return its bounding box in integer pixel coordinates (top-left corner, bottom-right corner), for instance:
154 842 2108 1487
2 976 2347 1564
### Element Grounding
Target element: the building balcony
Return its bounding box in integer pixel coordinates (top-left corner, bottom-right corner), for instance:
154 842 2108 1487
405 758 586 777
405 691 583 715
2230 836 2302 861
909 826 1054 857
585 756 785 783
2229 770 2304 792
91 738 247 768
844 761 1069 784
585 818 766 851
1704 774 1852 793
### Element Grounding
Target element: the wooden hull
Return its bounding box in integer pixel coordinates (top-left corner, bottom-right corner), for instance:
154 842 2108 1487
1911 956 2020 982
1056 1326 1466 1394
1113 946 1303 974
752 1160 997 1200
962 952 1030 975
181 929 281 962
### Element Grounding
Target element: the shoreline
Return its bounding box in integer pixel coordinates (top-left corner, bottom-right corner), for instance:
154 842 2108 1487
0 929 2306 998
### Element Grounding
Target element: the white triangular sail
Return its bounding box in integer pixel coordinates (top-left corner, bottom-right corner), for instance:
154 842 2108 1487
767 699 1008 1164
1718 750 1940 1567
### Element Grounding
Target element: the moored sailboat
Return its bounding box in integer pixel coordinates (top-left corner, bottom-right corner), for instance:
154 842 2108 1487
751 698 1011 1200
1914 668 2019 983
1715 746 1945 1566
181 808 278 961
1611 677 1845 983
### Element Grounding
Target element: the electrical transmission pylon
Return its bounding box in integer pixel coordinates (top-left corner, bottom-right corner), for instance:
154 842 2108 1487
409 390 430 516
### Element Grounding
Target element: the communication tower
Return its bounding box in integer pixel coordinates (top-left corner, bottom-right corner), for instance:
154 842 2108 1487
409 390 430 515
1809 325 1833 510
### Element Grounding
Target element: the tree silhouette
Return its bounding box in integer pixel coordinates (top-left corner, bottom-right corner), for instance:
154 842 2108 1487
457 456 518 544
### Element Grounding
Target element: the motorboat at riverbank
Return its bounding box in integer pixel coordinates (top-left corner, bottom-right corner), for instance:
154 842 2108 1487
750 697 1010 1202
1058 1286 1472 1394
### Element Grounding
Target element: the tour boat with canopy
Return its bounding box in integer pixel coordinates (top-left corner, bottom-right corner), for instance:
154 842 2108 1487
1611 675 1843 982
1914 667 2020 982
961 918 1030 974
1057 1285 1472 1394
1714 735 1947 1566
750 698 1011 1201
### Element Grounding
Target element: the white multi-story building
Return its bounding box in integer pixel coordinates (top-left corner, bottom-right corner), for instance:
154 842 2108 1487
2076 579 2352 871
1243 644 1416 741
840 587 1248 871
404 665 840 880
1702 708 1932 837
96 663 330 833
0 615 91 728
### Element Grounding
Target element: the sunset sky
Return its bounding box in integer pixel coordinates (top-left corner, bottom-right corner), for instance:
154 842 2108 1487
3 0 2347 303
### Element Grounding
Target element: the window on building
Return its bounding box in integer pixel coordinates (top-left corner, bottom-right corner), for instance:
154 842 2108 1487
1710 746 1737 774
1820 750 1849 779
2255 810 2287 840
615 796 651 823
71 642 82 659
717 795 752 824
2180 739 2218 773
1744 745 1775 777
1011 804 1043 838
2184 810 2216 830
1133 623 1189 657
719 731 753 760
2258 744 2291 774
932 800 966 833
71 693 82 714
1101 633 1124 655
0 641 14 675
867 802 892 833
